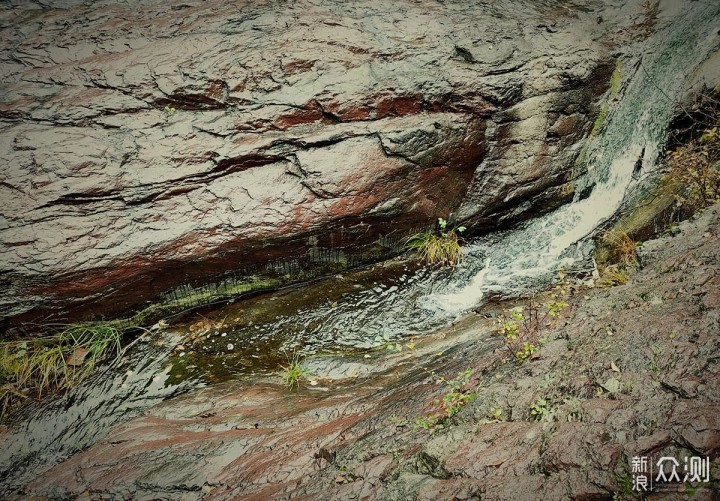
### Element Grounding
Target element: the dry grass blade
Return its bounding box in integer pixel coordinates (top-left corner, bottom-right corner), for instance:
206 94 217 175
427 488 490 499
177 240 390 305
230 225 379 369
406 229 463 266
601 230 638 269
0 322 128 417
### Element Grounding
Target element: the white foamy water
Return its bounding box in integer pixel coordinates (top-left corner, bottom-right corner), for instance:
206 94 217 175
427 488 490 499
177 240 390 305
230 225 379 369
431 143 646 312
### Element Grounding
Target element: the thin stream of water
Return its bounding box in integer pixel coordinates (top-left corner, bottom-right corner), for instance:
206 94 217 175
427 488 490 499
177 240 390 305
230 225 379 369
206 0 717 354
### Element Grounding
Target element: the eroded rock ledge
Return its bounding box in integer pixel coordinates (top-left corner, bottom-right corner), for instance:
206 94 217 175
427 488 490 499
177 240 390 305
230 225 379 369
11 203 720 500
0 0 636 327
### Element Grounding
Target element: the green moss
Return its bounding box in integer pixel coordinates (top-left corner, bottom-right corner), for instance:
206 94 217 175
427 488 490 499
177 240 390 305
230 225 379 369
572 60 624 181
130 275 281 325
609 60 622 98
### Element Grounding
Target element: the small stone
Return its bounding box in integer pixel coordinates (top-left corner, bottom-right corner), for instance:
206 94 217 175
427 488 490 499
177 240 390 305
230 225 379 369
602 377 622 394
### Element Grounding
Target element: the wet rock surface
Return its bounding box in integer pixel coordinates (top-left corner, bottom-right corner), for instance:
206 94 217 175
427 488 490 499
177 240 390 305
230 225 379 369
5 203 719 499
0 0 640 325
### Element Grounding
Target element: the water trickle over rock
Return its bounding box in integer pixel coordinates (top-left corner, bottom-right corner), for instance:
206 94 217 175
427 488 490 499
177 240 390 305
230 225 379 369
1 0 621 327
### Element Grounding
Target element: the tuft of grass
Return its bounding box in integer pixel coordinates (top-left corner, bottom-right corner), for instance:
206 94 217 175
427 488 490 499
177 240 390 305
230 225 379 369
596 230 639 288
613 457 635 500
601 230 639 269
280 353 307 389
0 322 126 416
406 218 465 266
597 265 630 287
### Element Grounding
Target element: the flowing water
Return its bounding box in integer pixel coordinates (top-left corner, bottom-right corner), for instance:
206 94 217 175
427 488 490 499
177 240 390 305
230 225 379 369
2 2 719 493
169 0 720 367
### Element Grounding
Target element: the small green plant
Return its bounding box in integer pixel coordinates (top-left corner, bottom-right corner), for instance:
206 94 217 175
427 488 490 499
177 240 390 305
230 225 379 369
647 344 664 377
597 265 630 287
529 397 549 421
280 352 307 389
667 124 720 211
414 368 477 431
163 105 177 114
406 218 466 266
613 457 635 500
413 415 440 431
497 305 539 364
547 300 568 318
439 368 477 418
488 407 504 422
546 267 571 315
564 397 584 422
514 342 537 364
496 270 570 364
0 322 126 417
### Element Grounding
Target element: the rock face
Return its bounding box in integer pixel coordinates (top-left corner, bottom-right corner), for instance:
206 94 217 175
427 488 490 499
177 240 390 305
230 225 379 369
7 202 720 499
0 0 625 326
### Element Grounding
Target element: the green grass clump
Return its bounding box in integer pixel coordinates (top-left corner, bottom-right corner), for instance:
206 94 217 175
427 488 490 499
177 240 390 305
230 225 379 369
280 353 308 389
406 218 466 266
0 322 126 417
